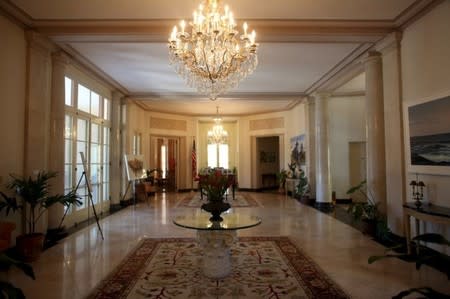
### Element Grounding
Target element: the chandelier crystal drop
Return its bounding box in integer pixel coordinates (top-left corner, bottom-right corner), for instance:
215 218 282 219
208 107 228 144
168 0 258 100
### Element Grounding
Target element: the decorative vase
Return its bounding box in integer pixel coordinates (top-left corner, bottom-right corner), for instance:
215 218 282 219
201 197 231 222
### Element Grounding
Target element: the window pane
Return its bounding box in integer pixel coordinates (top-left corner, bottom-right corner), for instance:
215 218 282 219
161 145 167 178
77 84 90 113
77 142 87 164
77 119 88 141
103 146 109 164
65 77 72 106
76 187 87 209
207 144 217 168
65 115 73 139
103 127 109 145
219 144 229 168
90 164 100 185
103 183 109 201
91 123 100 143
91 185 99 205
65 139 72 162
104 98 110 120
90 144 100 164
64 164 72 189
91 92 100 117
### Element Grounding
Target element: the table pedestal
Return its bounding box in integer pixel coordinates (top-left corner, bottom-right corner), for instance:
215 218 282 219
197 230 237 279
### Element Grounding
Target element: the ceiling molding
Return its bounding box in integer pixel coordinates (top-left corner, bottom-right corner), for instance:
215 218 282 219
35 19 393 43
331 91 365 98
0 0 33 28
394 0 444 28
304 42 372 94
129 92 305 102
59 43 129 95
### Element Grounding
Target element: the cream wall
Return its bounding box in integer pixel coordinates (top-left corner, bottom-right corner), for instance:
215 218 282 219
0 15 26 236
328 96 366 199
400 1 450 243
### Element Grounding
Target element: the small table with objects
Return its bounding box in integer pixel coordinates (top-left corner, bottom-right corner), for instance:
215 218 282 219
173 211 261 279
403 202 450 254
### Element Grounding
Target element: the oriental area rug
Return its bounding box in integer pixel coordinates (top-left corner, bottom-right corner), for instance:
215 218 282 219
176 192 261 208
88 237 349 299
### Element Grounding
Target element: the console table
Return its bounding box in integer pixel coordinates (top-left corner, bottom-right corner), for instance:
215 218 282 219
403 202 450 254
173 211 261 279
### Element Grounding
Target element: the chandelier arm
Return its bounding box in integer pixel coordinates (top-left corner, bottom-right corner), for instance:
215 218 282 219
215 49 230 78
201 46 216 84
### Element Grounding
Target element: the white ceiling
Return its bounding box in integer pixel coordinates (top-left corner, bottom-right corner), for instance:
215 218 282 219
6 0 426 116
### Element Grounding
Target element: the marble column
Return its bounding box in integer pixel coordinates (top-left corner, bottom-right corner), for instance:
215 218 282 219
314 93 333 211
305 97 316 198
364 51 387 214
47 51 70 229
23 32 54 233
109 91 124 209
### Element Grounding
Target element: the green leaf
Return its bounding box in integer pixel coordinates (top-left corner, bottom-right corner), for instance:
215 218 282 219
413 233 450 246
0 281 26 299
346 180 367 195
392 287 450 299
0 253 35 280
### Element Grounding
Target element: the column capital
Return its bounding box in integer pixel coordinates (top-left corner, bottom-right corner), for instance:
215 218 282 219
51 51 71 66
112 90 125 100
312 92 332 100
363 51 382 64
26 30 55 56
374 31 402 54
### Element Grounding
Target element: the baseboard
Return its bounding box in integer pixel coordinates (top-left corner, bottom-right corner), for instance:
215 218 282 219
335 198 352 204
314 202 335 213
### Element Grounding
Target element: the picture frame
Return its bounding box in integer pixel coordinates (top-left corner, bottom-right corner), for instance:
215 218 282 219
404 90 450 175
124 154 147 181
290 134 306 166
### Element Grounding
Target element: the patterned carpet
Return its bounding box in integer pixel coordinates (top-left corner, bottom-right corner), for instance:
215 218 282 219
176 192 261 208
88 237 349 299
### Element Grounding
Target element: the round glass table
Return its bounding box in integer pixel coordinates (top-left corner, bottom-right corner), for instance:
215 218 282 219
173 210 261 279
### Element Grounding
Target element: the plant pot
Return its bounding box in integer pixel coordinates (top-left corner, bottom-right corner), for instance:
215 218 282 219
299 196 315 206
361 219 377 236
16 233 45 262
0 221 16 251
201 200 231 222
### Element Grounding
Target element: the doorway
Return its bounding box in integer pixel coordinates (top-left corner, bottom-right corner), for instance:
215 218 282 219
255 136 280 190
150 137 179 192
348 141 367 201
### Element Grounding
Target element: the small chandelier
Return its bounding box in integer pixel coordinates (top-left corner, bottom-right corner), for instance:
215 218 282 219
208 107 228 144
168 0 258 100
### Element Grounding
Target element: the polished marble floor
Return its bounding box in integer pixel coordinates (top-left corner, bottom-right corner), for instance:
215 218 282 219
8 192 450 299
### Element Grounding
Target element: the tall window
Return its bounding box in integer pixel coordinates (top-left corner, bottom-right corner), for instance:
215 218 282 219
207 143 229 168
64 76 111 215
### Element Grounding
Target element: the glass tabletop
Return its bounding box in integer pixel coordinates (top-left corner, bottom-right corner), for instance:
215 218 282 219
173 210 261 230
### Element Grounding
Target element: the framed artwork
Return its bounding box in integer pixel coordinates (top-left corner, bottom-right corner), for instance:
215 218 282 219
124 154 147 181
290 134 306 166
404 91 450 175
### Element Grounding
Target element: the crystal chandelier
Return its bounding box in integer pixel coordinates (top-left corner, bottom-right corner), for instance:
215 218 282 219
168 0 258 100
208 107 228 144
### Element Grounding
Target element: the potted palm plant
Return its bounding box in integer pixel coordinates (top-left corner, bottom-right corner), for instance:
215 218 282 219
346 180 389 239
0 171 79 262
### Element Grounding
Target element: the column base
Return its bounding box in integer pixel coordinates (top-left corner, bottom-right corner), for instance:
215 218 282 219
314 202 335 213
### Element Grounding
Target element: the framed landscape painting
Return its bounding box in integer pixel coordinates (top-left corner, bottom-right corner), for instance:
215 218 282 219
405 92 450 175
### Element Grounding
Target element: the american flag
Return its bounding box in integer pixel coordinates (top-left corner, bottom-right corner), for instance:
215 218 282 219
192 140 197 178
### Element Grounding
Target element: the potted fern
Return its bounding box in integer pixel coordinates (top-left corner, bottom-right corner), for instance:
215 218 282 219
0 171 80 262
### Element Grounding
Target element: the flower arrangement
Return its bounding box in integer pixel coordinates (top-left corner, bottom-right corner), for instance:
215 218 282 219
198 167 232 201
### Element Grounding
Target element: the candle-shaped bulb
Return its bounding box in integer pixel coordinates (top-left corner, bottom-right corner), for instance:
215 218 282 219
180 20 186 34
250 30 256 44
243 22 248 36
235 44 240 52
171 26 178 41
193 11 197 25
225 5 229 16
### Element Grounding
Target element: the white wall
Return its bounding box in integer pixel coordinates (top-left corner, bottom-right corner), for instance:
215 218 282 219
328 96 366 199
0 15 26 237
401 1 450 245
